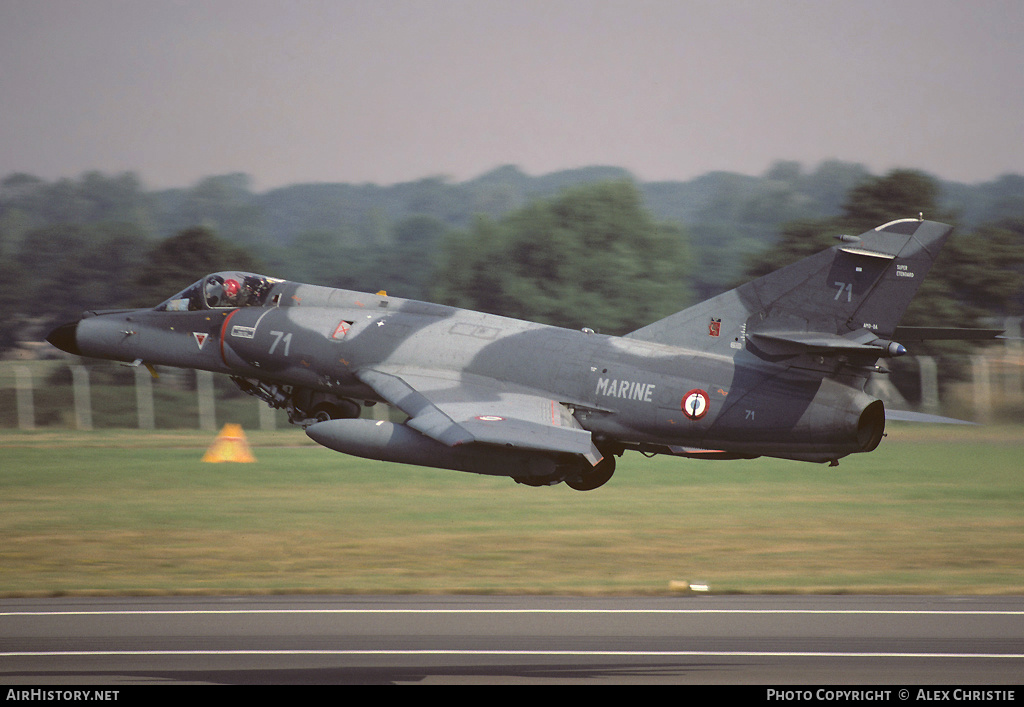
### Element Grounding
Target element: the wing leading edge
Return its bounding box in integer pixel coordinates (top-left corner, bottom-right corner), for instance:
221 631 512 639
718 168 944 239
356 367 603 465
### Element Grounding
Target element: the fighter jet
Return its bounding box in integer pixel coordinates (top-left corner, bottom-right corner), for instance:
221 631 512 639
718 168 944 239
47 217 992 490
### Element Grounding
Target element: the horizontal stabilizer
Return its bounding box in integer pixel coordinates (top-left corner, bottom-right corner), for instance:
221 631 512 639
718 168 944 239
747 331 905 358
885 409 978 425
893 326 1004 341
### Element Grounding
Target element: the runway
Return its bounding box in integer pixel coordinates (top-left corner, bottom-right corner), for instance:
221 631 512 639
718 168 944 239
1 595 1022 685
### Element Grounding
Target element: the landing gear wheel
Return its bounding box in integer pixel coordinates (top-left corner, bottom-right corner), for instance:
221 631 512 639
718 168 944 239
310 400 360 422
565 455 616 491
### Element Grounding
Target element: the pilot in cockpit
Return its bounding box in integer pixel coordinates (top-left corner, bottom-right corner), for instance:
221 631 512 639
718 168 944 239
157 272 279 312
204 274 242 308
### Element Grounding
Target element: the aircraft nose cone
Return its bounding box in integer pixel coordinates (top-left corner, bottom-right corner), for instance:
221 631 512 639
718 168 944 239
46 321 81 356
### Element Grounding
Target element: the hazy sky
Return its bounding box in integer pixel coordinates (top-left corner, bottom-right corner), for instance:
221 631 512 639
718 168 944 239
2 0 1023 190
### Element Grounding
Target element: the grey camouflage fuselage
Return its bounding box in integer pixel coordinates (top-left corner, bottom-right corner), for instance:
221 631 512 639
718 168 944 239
48 218 963 490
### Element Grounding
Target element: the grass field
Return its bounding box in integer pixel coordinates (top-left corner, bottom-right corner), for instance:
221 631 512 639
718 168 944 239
1 424 1022 597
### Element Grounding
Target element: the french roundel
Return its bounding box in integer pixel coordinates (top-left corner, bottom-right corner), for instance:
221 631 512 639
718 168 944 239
681 389 710 420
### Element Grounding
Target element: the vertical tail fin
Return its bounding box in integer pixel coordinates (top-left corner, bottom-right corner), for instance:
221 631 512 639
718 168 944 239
627 219 953 356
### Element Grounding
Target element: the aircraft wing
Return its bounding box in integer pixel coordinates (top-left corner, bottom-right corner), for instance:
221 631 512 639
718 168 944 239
356 367 603 465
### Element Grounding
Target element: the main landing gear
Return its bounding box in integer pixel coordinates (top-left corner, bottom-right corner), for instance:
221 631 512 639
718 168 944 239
515 451 618 491
564 454 617 491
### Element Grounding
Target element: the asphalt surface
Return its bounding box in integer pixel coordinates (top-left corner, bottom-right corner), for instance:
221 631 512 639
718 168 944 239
1 594 1022 685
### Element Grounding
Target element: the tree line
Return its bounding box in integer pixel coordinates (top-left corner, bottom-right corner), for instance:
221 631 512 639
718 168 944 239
1 164 1022 356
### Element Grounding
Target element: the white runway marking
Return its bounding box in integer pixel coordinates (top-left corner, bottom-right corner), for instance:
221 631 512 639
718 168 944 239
4 607 1024 616
3 649 1023 659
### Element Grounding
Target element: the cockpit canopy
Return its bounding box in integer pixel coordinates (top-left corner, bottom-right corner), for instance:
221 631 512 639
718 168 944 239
156 272 283 311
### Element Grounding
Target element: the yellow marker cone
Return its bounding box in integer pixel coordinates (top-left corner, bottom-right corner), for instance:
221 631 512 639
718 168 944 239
202 423 256 463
